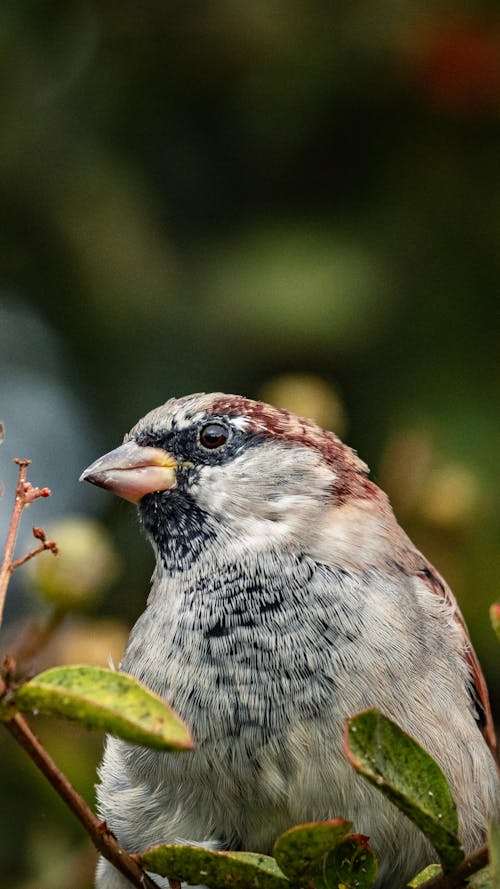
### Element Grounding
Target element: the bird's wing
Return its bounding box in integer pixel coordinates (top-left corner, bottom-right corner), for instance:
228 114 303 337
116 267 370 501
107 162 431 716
415 562 497 761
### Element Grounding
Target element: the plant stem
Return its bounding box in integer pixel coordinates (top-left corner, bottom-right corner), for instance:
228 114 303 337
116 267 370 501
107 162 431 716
0 458 157 886
10 539 57 572
417 846 489 889
5 713 160 889
0 461 30 627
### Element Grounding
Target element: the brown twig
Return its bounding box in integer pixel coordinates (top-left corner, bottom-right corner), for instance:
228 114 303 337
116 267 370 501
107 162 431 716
2 523 62 666
4 712 161 889
10 539 58 572
414 846 489 889
0 459 52 628
0 458 158 887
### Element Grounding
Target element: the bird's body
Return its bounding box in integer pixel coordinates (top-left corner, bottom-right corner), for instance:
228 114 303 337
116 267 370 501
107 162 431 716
82 394 499 889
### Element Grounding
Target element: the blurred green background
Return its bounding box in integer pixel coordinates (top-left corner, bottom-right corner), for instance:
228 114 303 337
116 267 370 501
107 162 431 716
1 2 500 887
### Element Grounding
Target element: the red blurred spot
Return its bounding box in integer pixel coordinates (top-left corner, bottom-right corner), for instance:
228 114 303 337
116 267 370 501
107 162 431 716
402 19 500 114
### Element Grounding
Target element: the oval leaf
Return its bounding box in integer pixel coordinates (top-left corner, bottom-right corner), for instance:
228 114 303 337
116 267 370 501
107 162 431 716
407 864 443 887
323 835 377 889
468 867 495 889
273 820 353 883
15 665 192 750
139 844 288 889
345 709 463 871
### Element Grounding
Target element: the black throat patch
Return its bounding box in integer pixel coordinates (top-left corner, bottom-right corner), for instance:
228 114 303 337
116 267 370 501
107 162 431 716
139 488 218 572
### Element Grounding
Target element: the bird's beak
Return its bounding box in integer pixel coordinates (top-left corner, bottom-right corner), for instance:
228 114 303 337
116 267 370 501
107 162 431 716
80 440 178 503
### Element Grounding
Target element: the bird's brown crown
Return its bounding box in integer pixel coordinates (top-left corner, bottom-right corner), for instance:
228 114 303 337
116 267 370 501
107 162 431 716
209 394 377 505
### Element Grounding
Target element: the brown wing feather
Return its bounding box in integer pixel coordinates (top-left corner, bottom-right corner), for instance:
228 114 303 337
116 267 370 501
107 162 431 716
416 563 497 760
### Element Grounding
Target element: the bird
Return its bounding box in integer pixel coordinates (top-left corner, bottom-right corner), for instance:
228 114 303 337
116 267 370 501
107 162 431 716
80 392 499 889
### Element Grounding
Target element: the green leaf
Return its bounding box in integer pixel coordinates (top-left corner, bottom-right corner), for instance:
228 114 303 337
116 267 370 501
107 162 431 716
273 820 353 884
14 665 193 750
407 863 443 886
489 819 500 889
490 605 500 643
139 844 288 889
468 867 494 889
322 835 377 889
345 708 463 871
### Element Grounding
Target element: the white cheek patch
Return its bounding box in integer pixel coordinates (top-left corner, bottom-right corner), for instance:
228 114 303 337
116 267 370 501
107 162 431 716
192 443 336 548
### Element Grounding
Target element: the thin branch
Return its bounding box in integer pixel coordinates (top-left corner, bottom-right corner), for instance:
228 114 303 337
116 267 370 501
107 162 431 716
4 712 161 889
0 460 51 628
0 457 158 886
3 526 61 665
0 460 30 626
416 846 489 889
10 539 58 572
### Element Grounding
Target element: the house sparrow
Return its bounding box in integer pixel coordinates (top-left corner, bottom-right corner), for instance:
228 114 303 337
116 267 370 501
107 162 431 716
81 393 499 889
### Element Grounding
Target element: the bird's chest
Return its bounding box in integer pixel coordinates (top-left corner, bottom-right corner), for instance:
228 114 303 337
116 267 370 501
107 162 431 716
119 561 376 848
127 614 329 751
124 559 358 743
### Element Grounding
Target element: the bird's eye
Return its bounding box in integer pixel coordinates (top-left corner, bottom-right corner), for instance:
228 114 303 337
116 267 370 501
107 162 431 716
199 422 230 450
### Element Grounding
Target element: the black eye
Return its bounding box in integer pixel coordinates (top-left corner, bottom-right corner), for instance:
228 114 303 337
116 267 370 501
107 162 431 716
199 422 230 450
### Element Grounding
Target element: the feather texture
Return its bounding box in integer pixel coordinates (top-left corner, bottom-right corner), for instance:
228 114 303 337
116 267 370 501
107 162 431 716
83 393 499 889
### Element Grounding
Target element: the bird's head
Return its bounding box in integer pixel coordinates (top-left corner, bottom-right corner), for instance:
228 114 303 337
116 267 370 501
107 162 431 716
81 393 378 568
